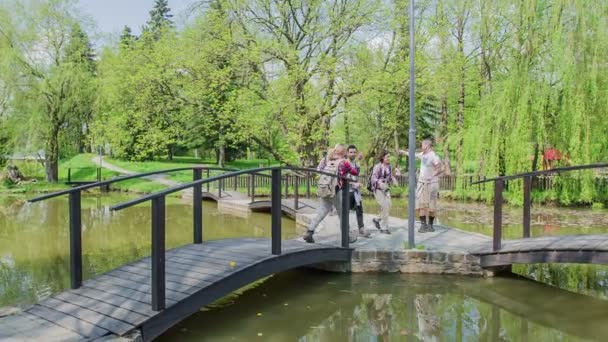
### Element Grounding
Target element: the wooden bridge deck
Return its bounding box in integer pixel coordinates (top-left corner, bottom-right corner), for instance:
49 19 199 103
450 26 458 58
22 238 351 341
471 234 608 266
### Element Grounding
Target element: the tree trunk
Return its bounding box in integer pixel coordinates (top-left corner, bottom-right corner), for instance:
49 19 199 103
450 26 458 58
456 11 467 178
167 145 174 161
218 145 225 168
45 126 60 182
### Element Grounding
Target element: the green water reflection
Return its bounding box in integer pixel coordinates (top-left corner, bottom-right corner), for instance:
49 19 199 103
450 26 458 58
364 198 608 299
0 194 296 307
160 270 608 341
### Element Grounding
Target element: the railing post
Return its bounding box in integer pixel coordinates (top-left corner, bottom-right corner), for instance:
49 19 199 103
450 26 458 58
151 196 166 311
69 190 82 289
247 174 251 197
341 180 350 248
193 169 203 244
306 175 311 198
97 168 102 182
233 175 237 191
206 169 210 193
493 180 503 251
67 168 72 183
523 176 531 238
218 178 222 198
284 175 289 197
271 168 282 255
250 174 255 202
294 175 299 210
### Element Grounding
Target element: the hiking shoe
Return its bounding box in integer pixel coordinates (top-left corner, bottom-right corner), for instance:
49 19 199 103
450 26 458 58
428 225 435 232
372 218 381 230
349 231 358 243
380 229 391 234
418 223 429 233
303 231 315 243
358 228 371 238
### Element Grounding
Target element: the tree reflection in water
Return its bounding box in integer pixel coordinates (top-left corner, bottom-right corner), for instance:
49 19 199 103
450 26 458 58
160 271 608 341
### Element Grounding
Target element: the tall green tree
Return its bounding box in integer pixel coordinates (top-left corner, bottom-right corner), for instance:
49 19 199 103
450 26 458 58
146 0 173 39
0 0 95 181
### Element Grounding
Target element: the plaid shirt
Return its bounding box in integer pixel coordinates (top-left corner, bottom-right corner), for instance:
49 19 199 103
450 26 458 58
316 158 359 190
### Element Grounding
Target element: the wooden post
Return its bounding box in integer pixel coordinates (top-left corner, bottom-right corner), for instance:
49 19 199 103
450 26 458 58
271 169 281 255
306 174 311 198
493 180 503 251
523 176 531 238
69 190 82 289
250 174 255 202
294 176 299 210
206 169 210 193
193 169 203 244
151 196 166 311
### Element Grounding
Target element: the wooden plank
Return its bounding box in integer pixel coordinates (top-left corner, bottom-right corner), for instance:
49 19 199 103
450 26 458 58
82 280 177 306
176 246 266 262
27 305 108 339
73 286 156 317
0 312 85 341
133 260 222 281
168 251 251 269
107 269 202 295
131 260 224 282
39 297 134 334
94 275 188 302
119 264 212 287
173 248 262 264
55 292 149 326
167 255 235 271
183 243 271 257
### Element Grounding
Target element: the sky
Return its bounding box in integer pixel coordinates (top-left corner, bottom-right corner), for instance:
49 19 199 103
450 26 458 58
76 0 195 42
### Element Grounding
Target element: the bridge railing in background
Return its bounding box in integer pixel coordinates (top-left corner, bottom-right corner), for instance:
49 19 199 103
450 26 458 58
28 166 238 290
110 166 353 311
472 163 608 252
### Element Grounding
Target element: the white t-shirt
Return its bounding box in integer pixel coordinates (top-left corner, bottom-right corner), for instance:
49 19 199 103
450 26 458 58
416 151 441 183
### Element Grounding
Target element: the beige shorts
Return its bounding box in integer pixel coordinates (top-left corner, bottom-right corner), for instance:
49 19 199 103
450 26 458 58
415 181 439 211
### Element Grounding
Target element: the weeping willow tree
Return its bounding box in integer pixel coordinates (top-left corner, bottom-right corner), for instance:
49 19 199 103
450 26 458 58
449 0 608 204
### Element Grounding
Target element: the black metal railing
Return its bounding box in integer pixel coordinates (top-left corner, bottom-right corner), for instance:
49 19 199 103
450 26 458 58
28 166 238 290
473 163 608 251
109 166 352 311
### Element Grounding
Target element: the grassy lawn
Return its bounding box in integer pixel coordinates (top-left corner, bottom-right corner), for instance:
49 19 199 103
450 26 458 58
2 154 280 195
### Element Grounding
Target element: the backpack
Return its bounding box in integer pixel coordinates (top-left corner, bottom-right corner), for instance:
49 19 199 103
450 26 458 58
366 164 391 193
366 168 374 193
317 159 343 198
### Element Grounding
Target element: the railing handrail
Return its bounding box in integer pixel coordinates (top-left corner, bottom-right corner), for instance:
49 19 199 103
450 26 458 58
28 166 239 202
472 163 608 184
110 166 347 212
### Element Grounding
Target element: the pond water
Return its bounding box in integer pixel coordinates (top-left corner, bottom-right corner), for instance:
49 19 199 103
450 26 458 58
0 194 296 307
1 193 608 341
159 270 608 341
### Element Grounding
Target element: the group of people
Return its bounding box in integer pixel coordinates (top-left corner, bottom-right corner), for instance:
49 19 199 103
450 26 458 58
303 140 444 243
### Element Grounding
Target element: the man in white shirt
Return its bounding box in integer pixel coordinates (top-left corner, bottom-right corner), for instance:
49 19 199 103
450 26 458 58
401 139 443 232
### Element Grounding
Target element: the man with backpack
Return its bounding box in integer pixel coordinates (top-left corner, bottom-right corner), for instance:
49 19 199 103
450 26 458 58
347 145 371 238
303 144 360 243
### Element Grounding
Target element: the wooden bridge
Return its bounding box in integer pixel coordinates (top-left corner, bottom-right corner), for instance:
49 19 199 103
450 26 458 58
17 166 355 341
2 164 607 341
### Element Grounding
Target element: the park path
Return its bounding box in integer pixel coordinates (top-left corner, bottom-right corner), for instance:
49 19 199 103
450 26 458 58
91 156 181 187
